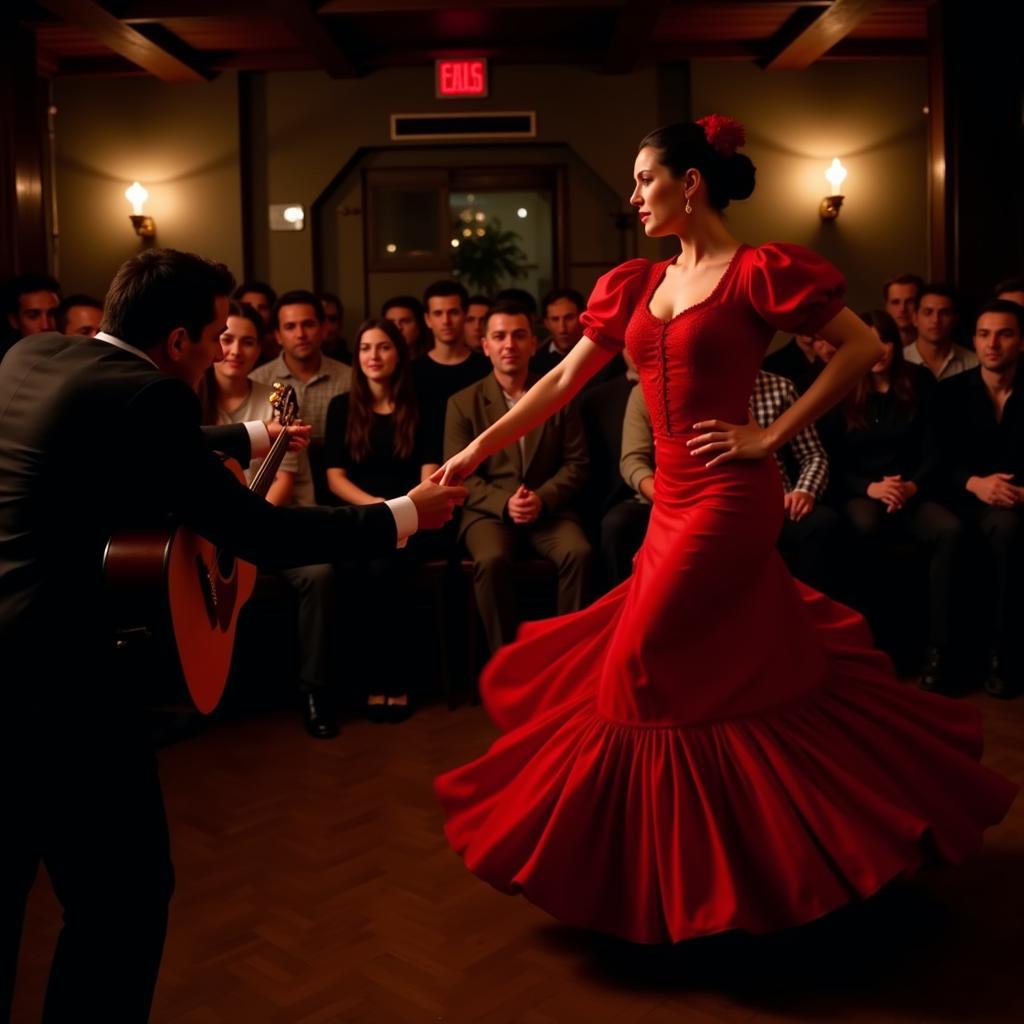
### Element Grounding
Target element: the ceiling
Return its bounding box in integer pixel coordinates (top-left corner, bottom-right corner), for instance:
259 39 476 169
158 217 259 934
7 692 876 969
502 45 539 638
17 0 929 82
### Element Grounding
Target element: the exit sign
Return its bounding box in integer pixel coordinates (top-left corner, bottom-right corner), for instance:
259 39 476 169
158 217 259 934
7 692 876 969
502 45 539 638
436 58 488 99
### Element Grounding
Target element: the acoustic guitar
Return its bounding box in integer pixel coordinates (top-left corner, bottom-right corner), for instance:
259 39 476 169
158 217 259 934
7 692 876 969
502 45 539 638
103 383 300 713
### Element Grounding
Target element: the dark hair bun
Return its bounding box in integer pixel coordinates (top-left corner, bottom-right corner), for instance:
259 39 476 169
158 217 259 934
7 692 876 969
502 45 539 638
638 120 757 210
712 153 756 207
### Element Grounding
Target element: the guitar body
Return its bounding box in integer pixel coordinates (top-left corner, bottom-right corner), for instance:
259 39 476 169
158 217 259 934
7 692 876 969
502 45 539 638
104 457 258 714
104 384 299 714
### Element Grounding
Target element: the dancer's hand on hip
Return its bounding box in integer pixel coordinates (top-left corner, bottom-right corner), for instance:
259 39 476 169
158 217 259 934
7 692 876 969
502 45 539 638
440 441 485 485
688 409 772 468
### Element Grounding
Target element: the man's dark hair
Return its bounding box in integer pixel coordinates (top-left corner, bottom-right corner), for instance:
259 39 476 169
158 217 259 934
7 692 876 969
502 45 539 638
318 291 343 310
273 289 324 330
994 277 1024 299
100 249 235 351
467 294 492 309
482 299 535 335
6 272 61 314
541 288 585 318
918 282 959 311
976 298 1024 334
882 273 925 303
56 293 103 332
381 295 425 319
423 279 468 311
233 280 276 305
495 287 537 316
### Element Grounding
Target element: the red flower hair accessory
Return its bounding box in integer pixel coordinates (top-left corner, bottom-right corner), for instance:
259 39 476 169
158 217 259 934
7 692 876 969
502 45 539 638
697 115 746 157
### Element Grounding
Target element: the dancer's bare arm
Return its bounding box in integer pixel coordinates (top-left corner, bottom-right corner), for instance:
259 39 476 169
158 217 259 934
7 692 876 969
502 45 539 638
440 338 615 483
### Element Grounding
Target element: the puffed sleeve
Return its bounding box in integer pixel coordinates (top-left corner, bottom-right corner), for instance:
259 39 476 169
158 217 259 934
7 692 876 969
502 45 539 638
579 258 650 353
748 243 847 336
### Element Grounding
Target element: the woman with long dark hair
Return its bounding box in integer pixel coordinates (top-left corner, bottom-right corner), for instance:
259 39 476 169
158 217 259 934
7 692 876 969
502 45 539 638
324 318 434 720
433 117 1015 943
837 309 964 688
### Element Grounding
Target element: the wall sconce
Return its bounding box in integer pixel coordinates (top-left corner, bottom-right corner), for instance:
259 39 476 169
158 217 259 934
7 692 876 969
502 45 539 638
819 158 847 221
125 181 156 237
269 203 305 231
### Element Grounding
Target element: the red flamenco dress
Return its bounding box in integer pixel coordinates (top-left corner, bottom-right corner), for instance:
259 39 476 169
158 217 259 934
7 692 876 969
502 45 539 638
434 243 1017 944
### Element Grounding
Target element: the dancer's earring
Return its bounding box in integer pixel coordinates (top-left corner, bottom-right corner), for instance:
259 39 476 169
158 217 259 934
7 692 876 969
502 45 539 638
685 198 693 215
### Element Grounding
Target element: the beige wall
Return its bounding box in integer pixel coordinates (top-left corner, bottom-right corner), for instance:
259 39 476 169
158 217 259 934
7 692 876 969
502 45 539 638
691 59 928 318
49 58 927 327
253 65 669 301
53 74 242 299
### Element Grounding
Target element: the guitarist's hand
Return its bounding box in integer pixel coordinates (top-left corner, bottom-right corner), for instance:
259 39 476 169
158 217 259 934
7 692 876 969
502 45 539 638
266 420 311 452
407 468 468 530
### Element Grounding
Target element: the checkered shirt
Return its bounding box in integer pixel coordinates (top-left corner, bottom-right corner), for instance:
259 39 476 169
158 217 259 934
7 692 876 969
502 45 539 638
751 370 829 498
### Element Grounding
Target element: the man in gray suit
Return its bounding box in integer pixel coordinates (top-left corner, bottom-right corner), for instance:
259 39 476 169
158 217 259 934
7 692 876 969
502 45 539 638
444 300 591 654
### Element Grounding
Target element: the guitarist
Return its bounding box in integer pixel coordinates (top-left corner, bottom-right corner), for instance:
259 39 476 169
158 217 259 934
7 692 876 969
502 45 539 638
0 248 466 1022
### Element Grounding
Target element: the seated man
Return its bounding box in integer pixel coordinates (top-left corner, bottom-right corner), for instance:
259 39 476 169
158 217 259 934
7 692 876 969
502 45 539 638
464 294 492 352
4 272 61 358
904 283 978 380
56 293 103 338
445 299 591 653
614 371 841 596
762 332 820 394
883 273 925 348
934 299 1024 698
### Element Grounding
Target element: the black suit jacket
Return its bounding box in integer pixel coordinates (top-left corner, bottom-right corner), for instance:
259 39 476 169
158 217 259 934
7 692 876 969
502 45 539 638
0 333 396 687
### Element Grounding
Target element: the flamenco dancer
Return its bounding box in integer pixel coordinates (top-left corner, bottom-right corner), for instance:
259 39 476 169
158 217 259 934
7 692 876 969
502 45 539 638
435 116 1017 944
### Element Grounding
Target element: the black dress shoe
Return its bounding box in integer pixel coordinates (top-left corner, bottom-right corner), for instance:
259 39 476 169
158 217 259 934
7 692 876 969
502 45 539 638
301 691 339 739
985 654 1021 700
920 645 954 695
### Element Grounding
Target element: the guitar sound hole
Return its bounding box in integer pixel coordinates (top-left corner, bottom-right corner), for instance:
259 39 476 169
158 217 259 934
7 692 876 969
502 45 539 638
216 548 236 578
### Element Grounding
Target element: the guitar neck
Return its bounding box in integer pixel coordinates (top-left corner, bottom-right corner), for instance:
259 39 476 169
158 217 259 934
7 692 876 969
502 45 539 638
248 429 291 499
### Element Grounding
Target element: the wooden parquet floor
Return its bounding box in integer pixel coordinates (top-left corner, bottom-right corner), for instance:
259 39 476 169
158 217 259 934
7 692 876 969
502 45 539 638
11 688 1024 1024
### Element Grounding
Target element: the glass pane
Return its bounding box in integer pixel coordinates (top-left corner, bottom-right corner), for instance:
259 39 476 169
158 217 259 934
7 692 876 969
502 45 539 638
449 190 553 299
373 189 442 261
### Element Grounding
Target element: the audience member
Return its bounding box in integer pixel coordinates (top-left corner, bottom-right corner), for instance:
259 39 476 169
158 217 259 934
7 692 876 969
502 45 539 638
762 332 820 394
834 310 961 691
318 291 349 363
413 280 490 464
198 301 337 737
382 295 427 358
6 272 60 340
994 276 1024 309
883 273 925 347
444 300 590 653
325 318 432 721
904 283 978 380
250 290 352 503
531 288 585 377
464 295 492 352
934 300 1024 698
233 280 278 364
56 293 103 337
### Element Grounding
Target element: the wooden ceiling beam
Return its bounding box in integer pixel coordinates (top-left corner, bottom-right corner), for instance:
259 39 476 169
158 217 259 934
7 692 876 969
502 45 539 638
605 0 670 74
33 0 214 81
265 0 359 78
760 0 886 70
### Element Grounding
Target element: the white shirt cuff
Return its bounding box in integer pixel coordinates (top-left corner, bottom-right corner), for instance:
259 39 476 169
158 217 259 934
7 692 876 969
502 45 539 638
384 495 418 549
244 420 271 460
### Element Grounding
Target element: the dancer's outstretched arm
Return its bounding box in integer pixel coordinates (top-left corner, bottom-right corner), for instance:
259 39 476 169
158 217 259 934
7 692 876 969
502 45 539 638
440 338 615 484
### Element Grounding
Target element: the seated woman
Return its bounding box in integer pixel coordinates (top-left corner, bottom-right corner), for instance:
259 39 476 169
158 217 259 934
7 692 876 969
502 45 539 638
324 318 436 721
835 309 963 691
199 302 338 739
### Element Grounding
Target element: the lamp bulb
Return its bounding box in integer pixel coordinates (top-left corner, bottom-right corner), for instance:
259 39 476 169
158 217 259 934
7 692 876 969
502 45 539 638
125 181 149 216
825 158 847 194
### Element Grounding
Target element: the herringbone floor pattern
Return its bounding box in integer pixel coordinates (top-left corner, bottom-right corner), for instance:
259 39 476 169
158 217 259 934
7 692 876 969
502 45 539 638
12 690 1024 1024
